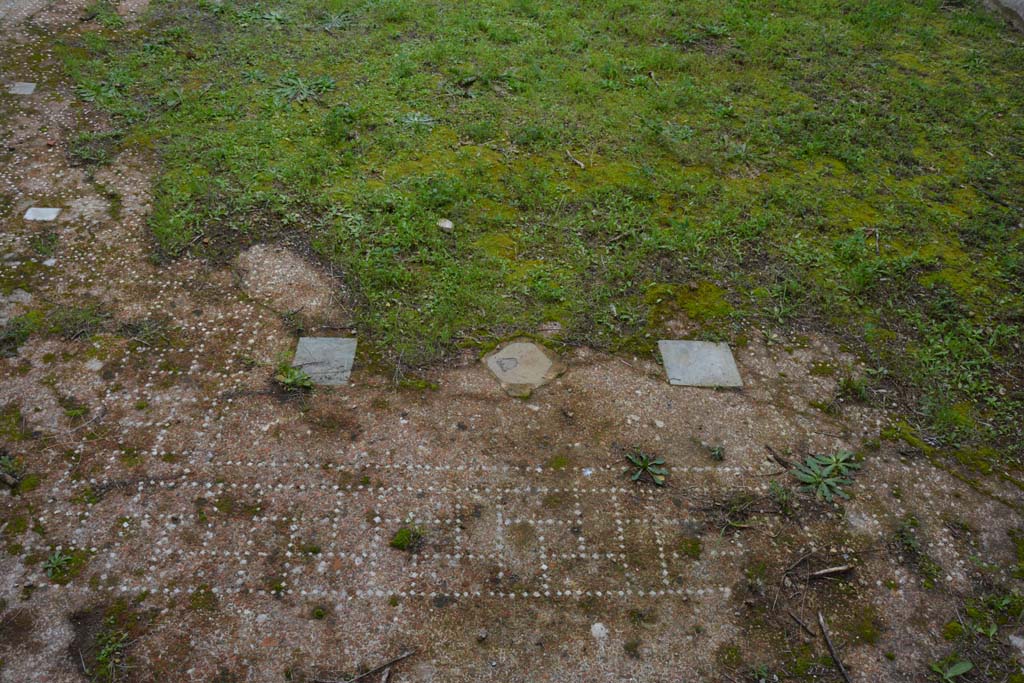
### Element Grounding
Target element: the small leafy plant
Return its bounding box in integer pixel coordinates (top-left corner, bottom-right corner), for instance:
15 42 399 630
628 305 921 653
274 74 335 104
792 451 860 502
626 450 667 486
930 660 972 682
44 549 72 579
322 12 355 32
261 10 288 26
815 450 861 476
400 111 437 129
275 363 313 391
696 439 725 461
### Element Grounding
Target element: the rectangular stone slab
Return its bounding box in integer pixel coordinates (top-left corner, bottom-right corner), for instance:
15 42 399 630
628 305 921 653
24 207 61 221
658 340 743 388
293 337 357 386
8 82 36 95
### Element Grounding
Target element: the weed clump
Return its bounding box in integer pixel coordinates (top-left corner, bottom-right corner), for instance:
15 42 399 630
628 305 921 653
47 304 109 340
119 317 171 347
275 362 313 391
1 450 38 495
70 129 122 166
389 525 423 552
322 104 363 146
894 516 943 588
0 313 41 357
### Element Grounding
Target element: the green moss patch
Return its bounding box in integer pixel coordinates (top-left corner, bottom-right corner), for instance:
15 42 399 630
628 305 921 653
645 282 733 326
0 404 31 441
679 536 703 560
188 584 218 611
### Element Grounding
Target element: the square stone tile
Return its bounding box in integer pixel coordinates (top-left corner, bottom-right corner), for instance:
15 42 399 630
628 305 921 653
292 337 356 385
658 340 742 388
8 82 36 95
24 207 61 221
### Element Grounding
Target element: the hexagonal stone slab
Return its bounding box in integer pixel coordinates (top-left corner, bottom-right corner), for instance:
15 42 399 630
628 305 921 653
24 207 60 221
658 340 743 388
292 337 356 386
485 341 564 397
8 82 36 95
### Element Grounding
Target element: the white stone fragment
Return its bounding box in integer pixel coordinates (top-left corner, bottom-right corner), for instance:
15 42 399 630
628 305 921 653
24 207 61 221
8 82 36 95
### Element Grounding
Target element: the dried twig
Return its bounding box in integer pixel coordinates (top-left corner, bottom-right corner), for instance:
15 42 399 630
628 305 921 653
565 149 585 169
314 650 416 683
818 612 852 683
77 646 90 676
66 406 106 434
788 610 815 638
764 445 792 470
809 565 852 580
784 551 814 574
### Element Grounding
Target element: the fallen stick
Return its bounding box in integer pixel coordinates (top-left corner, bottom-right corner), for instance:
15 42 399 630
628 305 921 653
314 650 416 683
764 445 792 470
788 610 815 638
784 552 814 574
817 612 852 683
809 565 852 579
66 407 107 434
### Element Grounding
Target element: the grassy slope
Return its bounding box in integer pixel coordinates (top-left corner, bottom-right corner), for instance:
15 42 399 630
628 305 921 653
62 0 1022 459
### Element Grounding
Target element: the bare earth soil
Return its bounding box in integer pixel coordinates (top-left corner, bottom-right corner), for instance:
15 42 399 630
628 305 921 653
2 2 1023 683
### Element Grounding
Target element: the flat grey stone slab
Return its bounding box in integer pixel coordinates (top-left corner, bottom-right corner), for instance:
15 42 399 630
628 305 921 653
292 337 356 386
8 82 36 95
658 340 743 388
485 340 564 397
24 207 60 221
990 0 1024 30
